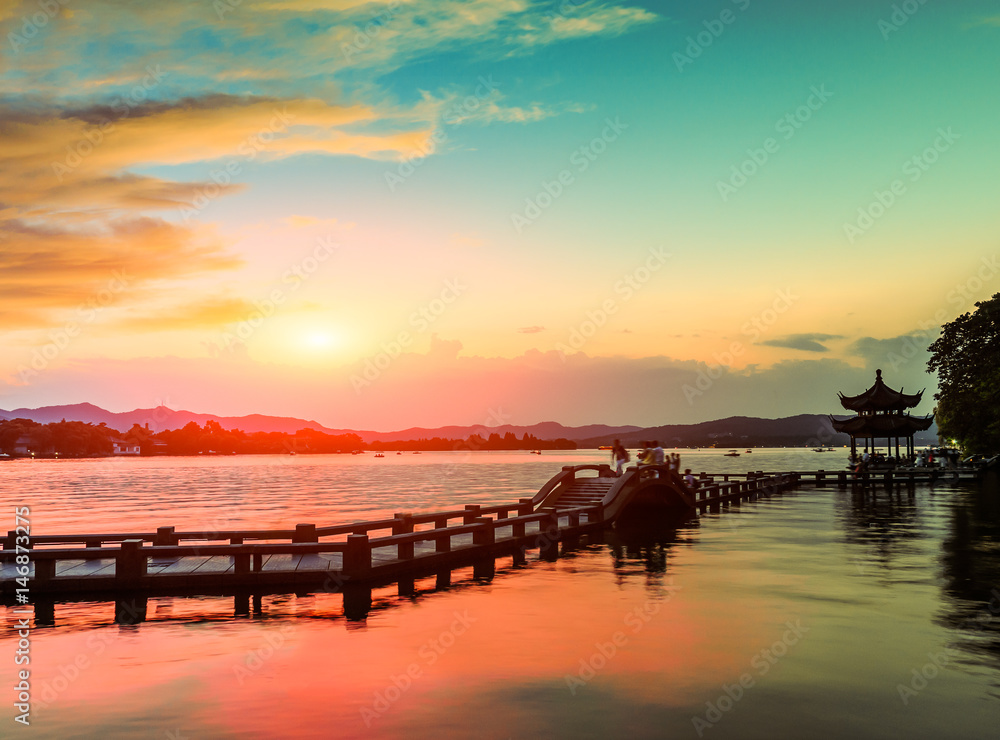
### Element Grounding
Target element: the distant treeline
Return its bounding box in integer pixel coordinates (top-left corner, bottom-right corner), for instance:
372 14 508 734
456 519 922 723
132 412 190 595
368 432 576 452
0 419 575 457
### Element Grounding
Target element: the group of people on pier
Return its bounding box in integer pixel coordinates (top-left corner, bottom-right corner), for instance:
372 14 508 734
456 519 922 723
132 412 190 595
849 447 963 472
610 439 683 477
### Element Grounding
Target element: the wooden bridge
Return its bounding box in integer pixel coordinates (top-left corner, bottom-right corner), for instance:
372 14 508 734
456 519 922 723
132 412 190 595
1 461 953 620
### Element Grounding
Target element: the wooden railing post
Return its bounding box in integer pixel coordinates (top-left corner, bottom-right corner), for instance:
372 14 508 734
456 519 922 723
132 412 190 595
589 504 604 525
393 513 414 560
33 558 55 584
293 523 317 543
235 550 251 575
117 539 147 585
539 507 560 559
473 517 495 548
344 534 371 577
435 525 451 553
154 526 176 546
463 505 481 524
518 498 533 516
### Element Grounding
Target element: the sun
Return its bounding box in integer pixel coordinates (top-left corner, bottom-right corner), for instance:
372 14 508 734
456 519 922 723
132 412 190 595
305 331 335 350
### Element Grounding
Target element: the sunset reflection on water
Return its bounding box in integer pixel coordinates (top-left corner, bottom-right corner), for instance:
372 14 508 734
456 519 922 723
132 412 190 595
1 451 998 738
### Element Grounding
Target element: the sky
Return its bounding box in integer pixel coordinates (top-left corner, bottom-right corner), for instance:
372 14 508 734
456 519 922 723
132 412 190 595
1 0 998 431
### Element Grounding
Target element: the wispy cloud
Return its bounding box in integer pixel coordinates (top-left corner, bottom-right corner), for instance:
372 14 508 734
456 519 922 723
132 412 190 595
517 326 546 334
761 333 843 353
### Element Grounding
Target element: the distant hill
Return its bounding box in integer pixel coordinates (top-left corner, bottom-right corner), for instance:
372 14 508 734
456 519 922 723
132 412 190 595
576 414 939 448
0 403 937 447
0 403 350 436
0 403 639 442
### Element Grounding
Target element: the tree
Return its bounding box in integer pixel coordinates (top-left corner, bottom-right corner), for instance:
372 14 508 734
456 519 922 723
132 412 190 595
927 293 1000 453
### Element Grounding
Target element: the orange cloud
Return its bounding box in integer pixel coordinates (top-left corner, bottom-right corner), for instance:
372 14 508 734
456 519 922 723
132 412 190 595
0 215 241 329
0 94 434 332
115 297 261 332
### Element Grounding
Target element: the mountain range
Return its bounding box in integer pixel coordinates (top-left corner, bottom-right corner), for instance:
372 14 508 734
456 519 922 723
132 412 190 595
0 403 938 447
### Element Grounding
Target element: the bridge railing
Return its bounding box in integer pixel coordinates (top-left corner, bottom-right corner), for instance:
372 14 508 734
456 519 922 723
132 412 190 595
3 498 546 555
529 464 614 507
1 502 604 589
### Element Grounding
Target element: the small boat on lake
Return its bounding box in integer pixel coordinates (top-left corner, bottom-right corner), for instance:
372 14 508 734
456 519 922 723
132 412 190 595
724 450 740 457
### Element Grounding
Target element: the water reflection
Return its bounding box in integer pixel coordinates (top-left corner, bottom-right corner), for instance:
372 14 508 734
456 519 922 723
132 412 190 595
4 453 1000 739
607 512 698 592
938 485 1000 693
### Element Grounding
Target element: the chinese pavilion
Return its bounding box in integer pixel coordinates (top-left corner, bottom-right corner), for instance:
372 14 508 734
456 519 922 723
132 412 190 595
830 369 935 461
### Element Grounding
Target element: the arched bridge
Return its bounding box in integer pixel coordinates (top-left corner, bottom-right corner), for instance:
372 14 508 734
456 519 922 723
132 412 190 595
531 463 697 522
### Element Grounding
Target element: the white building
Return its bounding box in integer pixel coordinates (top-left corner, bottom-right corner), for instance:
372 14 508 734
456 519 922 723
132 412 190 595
112 439 141 456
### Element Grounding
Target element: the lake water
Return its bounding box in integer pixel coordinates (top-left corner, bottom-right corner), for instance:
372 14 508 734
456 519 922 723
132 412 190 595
1 449 998 739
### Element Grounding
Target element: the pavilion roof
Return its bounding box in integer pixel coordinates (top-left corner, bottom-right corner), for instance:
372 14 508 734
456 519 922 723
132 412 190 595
829 413 935 437
838 369 924 412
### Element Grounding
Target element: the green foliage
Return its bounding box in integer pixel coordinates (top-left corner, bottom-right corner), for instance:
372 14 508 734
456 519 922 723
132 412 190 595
0 418 114 456
0 417 575 456
928 292 1000 453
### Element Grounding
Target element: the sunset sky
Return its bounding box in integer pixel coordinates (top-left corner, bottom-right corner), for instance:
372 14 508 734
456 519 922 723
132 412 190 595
2 0 998 430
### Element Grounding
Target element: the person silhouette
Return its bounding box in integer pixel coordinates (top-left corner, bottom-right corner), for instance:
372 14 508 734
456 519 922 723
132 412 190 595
611 439 630 476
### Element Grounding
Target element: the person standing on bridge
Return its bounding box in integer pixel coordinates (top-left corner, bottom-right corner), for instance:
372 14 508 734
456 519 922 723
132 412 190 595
612 439 630 476
639 441 654 465
653 440 665 466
